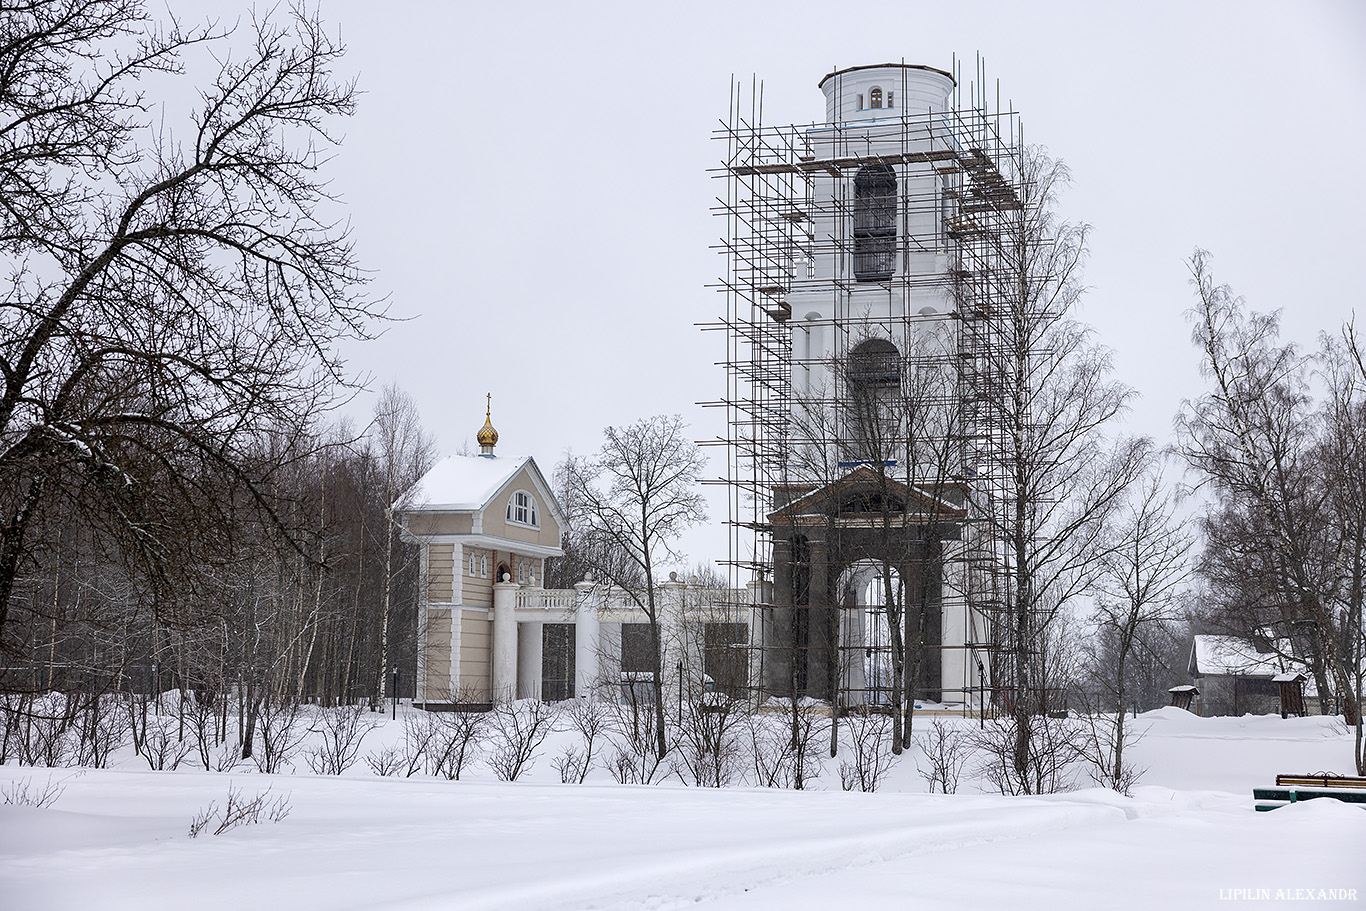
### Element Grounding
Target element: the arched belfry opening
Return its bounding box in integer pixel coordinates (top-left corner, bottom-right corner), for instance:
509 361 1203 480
848 337 900 389
853 163 896 282
845 337 902 463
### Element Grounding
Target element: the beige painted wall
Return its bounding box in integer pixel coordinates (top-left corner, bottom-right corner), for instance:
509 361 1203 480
407 513 474 536
462 548 494 607
479 466 562 547
459 610 491 699
427 543 454 603
423 609 452 698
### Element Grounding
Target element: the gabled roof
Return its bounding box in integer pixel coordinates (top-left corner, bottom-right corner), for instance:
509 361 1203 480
1188 634 1304 680
769 465 967 524
398 454 565 527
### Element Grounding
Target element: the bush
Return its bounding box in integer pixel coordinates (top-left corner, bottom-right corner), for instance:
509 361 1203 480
303 704 375 775
488 700 559 782
188 786 291 838
839 710 894 793
915 718 970 795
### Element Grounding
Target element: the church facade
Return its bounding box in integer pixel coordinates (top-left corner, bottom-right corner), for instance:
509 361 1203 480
400 408 758 707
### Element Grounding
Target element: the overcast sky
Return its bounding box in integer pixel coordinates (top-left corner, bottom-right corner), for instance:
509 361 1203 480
178 0 1366 567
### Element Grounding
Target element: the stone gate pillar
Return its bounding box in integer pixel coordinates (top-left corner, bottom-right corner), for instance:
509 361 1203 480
492 576 519 703
574 578 600 698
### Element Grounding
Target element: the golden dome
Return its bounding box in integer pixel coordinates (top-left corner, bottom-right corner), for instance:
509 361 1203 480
477 394 498 452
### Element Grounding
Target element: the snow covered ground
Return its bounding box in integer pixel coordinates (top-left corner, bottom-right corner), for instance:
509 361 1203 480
2 707 1363 910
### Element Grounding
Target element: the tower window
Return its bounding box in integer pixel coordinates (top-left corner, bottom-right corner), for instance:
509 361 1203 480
853 163 896 282
869 86 882 109
848 338 901 390
506 490 540 528
886 91 894 108
469 553 476 577
856 93 863 110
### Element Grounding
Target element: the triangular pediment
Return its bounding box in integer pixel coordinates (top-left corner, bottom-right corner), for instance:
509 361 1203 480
769 465 967 526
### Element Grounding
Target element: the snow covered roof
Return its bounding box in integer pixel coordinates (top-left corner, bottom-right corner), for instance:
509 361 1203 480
1188 634 1305 680
399 454 541 513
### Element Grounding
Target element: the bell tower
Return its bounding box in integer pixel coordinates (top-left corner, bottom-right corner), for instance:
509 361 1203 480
715 60 1025 709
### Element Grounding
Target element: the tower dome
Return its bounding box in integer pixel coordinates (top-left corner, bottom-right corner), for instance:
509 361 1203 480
477 394 498 456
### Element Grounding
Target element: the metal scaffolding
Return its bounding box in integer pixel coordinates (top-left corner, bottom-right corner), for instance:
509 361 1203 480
703 58 1035 712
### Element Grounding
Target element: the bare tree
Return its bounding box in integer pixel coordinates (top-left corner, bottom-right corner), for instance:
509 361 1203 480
746 699 827 790
0 1 377 666
1177 252 1364 772
561 414 707 760
302 703 376 775
552 697 607 784
838 709 894 792
963 150 1147 793
1083 468 1192 793
1320 320 1366 772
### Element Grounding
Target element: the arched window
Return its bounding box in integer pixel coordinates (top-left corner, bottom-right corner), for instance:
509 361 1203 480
848 337 900 389
506 490 540 528
846 338 901 461
869 86 882 109
853 164 896 282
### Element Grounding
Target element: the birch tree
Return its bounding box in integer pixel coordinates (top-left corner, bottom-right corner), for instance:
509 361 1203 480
1179 256 1364 772
966 150 1147 793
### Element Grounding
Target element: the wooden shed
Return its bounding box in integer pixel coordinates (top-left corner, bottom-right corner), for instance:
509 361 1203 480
1168 684 1198 712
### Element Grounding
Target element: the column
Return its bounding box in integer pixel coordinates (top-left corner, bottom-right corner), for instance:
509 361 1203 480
574 578 600 698
746 578 766 703
807 537 831 698
517 622 543 701
767 536 793 695
844 570 867 707
659 574 687 704
491 576 519 703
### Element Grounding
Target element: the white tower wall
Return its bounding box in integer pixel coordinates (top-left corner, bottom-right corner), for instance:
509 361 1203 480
787 65 960 405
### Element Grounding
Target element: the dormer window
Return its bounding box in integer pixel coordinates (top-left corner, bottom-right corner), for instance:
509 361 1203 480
869 86 883 109
506 490 540 528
